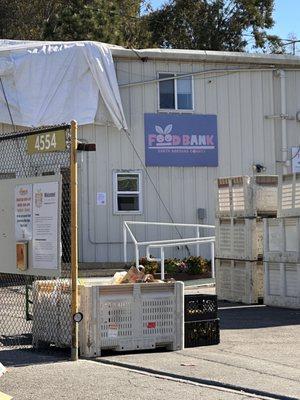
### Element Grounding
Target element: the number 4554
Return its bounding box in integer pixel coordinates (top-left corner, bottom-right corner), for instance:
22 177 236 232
35 133 57 151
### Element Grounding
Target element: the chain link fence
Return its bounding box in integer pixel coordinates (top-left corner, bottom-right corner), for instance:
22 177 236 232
0 125 73 354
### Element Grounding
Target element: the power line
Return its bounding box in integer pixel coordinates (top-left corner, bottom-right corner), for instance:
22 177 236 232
118 67 276 89
129 47 148 62
123 127 191 254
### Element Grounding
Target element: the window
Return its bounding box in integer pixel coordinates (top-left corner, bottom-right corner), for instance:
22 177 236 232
159 73 193 110
113 171 142 214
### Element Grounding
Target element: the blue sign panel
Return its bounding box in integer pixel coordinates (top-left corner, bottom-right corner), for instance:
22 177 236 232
144 114 218 167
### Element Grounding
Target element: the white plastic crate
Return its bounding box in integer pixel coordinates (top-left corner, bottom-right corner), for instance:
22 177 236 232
216 175 278 218
278 173 300 217
264 217 300 263
79 282 184 357
216 259 264 304
264 262 300 309
215 218 263 260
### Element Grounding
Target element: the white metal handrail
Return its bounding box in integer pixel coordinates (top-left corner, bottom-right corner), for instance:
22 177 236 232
137 236 215 246
123 221 215 280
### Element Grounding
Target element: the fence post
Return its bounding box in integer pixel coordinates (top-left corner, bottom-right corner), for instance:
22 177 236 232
71 120 78 361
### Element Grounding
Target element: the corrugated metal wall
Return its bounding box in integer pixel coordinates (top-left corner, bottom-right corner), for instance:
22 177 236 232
277 70 300 171
78 57 284 264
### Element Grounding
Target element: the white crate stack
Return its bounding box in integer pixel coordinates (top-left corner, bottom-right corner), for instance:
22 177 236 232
215 175 278 304
264 173 300 309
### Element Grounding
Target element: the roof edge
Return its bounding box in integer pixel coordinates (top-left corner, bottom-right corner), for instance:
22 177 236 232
110 47 300 67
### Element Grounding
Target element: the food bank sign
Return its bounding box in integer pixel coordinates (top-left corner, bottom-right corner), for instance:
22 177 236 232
144 113 218 167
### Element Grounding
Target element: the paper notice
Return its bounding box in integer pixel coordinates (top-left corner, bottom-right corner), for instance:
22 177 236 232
32 181 59 270
15 184 33 241
96 192 106 205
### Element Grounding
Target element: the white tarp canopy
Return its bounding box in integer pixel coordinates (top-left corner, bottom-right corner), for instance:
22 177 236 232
0 40 127 130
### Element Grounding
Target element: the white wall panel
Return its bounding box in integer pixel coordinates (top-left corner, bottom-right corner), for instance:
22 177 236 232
78 58 300 264
216 73 230 176
285 70 300 163
262 71 276 173
228 70 242 174
239 72 254 175
251 72 265 169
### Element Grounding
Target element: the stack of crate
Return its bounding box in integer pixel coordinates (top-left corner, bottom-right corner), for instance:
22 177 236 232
184 294 219 348
215 175 278 304
264 173 300 309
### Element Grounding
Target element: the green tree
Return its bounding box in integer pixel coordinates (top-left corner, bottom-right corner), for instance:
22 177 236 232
0 0 68 40
0 0 151 48
0 0 282 52
144 0 282 52
43 0 151 47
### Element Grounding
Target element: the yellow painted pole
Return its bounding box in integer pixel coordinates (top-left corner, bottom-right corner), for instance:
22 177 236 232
70 120 78 361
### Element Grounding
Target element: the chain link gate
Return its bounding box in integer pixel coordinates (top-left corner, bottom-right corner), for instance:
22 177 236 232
0 123 77 357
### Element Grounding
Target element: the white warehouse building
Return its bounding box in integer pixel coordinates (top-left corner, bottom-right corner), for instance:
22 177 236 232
1 42 300 266
77 47 300 265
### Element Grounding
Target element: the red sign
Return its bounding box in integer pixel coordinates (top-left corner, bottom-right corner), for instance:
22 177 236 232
147 322 156 329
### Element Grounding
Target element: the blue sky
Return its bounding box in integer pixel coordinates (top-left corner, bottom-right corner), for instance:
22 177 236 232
149 0 300 52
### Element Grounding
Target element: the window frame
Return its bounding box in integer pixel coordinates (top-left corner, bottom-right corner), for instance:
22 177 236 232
158 72 194 112
113 170 143 215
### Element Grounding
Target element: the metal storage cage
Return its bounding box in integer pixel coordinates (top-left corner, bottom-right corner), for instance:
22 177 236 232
215 175 278 218
278 173 300 217
215 218 263 260
32 280 72 348
264 217 300 263
264 262 300 309
216 259 264 304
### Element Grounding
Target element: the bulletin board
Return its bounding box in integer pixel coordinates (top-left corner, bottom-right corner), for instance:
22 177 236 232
0 175 62 277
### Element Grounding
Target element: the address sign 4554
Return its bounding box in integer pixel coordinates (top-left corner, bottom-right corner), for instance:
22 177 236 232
27 130 66 154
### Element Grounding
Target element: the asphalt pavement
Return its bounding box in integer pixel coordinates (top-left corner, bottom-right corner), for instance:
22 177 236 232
0 286 299 400
0 349 268 400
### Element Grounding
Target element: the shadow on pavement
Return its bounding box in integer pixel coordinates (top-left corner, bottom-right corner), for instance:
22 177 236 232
0 347 70 367
0 334 32 347
2 304 299 368
219 303 300 329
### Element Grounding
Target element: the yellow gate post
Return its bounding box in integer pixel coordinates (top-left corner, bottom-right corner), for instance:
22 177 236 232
70 120 78 361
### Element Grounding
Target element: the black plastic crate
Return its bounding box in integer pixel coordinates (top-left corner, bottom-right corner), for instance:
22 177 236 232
184 319 220 348
184 294 218 322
